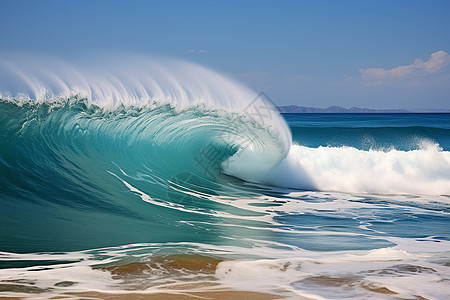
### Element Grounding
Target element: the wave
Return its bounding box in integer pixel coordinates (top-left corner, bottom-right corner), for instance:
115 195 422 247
0 54 291 184
0 54 290 149
0 97 285 198
0 54 449 203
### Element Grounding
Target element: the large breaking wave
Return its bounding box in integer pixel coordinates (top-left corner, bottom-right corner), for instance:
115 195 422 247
0 54 449 202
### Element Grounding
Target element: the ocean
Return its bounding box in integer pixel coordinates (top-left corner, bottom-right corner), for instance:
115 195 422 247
0 57 449 299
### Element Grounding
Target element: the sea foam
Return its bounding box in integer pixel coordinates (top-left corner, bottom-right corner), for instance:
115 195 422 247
225 141 450 195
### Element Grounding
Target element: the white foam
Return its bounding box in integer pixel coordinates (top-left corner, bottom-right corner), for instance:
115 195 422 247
228 142 450 195
1 243 449 299
216 247 450 299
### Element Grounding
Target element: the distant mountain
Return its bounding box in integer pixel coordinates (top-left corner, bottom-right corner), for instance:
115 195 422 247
277 105 410 113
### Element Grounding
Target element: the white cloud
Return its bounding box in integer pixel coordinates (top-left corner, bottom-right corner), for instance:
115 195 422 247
359 50 450 81
188 49 207 54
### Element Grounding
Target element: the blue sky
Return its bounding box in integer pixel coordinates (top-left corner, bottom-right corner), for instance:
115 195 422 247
1 0 450 109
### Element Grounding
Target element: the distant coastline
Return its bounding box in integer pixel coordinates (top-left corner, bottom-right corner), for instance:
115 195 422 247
277 105 450 113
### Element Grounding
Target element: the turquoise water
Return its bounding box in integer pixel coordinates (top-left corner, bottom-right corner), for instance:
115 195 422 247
0 57 449 299
1 107 449 253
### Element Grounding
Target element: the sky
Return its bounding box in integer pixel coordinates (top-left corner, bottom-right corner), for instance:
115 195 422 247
1 0 450 110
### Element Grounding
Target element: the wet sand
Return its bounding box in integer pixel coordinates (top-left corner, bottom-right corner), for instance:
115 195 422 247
64 291 281 299
101 254 223 275
0 254 411 299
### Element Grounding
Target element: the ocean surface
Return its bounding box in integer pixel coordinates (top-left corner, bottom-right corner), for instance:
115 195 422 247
0 57 449 299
